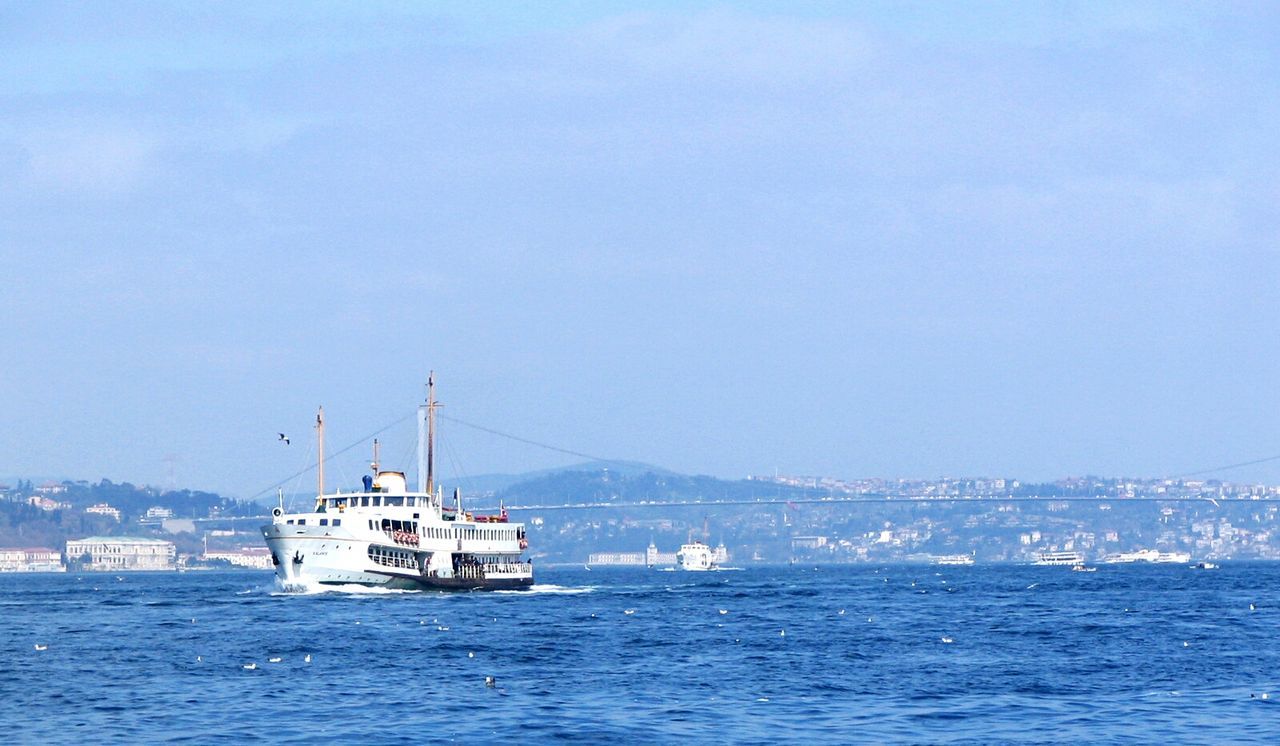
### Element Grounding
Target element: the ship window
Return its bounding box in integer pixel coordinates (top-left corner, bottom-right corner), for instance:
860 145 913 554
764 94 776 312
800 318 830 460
297 519 306 526
361 497 370 506
333 519 341 526
407 497 415 506
319 519 329 526
413 513 419 519
373 497 382 506
286 519 294 525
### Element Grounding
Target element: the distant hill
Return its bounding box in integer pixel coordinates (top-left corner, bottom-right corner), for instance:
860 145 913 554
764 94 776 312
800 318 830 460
450 461 679 497
493 467 812 507
0 478 259 550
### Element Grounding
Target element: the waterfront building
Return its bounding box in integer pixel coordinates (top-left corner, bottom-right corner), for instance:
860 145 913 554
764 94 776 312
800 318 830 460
0 547 66 572
587 551 646 566
202 547 273 569
66 537 176 571
645 540 677 566
792 535 829 550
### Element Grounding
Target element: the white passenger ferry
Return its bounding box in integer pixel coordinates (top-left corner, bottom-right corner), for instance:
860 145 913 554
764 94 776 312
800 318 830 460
1102 549 1192 564
676 540 727 571
261 375 533 591
1034 551 1085 566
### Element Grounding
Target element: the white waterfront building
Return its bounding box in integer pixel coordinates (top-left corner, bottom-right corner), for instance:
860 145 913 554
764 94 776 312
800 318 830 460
587 551 647 566
203 547 274 569
66 537 176 571
0 547 65 572
646 540 678 566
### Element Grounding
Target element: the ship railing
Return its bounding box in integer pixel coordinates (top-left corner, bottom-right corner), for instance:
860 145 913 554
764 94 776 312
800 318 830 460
456 564 484 580
483 561 532 576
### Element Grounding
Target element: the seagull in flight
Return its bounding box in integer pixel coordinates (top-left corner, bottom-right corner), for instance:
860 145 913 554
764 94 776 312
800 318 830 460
278 433 290 445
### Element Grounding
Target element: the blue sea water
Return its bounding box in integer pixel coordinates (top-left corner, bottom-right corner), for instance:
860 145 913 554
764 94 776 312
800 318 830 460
2 564 1278 743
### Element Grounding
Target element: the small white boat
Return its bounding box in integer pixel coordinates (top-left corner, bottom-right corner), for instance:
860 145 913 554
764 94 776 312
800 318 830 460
1194 562 1218 570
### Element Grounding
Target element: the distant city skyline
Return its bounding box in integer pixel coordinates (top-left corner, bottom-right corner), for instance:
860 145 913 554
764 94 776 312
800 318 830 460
2 2 1277 498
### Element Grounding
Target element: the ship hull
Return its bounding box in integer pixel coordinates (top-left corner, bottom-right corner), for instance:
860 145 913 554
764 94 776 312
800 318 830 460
345 574 534 591
264 527 533 593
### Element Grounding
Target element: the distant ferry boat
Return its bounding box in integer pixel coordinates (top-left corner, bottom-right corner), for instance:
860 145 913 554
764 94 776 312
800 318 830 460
676 541 720 571
1034 551 1085 566
934 554 975 566
261 374 533 591
1103 549 1191 564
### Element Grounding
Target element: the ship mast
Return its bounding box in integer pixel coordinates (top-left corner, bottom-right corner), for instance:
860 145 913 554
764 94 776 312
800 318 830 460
371 438 380 476
416 372 442 495
316 406 325 498
426 371 437 495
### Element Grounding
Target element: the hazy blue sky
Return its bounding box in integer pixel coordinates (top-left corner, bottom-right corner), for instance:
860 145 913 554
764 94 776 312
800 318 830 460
2 1 1278 498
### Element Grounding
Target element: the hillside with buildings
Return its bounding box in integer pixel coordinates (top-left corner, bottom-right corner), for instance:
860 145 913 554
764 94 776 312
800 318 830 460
493 469 1280 565
3 468 1280 571
0 479 266 571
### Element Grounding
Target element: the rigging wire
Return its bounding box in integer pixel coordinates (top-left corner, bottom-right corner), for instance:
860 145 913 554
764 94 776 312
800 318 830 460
247 411 417 502
253 407 1280 506
284 440 316 513
442 434 476 496
438 413 623 466
394 435 417 481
